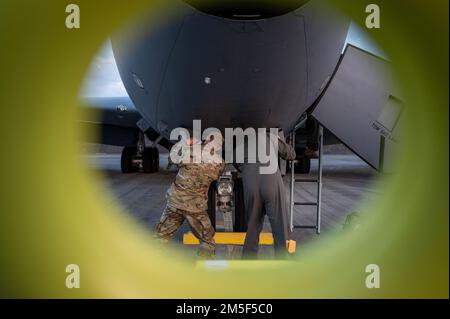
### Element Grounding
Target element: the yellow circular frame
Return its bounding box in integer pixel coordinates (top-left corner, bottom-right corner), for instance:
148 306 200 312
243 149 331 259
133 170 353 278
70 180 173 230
0 0 448 298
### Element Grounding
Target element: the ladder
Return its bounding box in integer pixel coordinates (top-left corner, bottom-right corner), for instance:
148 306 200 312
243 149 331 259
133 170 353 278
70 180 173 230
289 125 323 234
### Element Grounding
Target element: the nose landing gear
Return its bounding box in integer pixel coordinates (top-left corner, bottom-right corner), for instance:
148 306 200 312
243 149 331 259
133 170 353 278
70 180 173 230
207 171 247 232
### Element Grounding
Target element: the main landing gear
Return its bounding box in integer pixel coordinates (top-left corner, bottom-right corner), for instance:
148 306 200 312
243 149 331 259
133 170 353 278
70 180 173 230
121 132 159 173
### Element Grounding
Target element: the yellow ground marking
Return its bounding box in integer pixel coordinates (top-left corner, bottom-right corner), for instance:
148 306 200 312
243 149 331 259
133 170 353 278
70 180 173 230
183 232 297 253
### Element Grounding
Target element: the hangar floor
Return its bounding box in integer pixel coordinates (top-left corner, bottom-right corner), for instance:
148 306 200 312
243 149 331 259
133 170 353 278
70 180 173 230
83 151 381 259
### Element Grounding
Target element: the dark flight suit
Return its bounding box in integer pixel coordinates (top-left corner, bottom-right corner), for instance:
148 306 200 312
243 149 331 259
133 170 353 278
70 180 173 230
237 133 296 258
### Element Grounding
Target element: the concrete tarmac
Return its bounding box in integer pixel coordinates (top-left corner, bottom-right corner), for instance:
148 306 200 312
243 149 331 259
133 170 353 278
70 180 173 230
83 152 381 258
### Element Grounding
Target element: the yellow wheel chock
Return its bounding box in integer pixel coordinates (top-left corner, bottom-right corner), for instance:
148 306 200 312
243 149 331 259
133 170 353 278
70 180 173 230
183 232 296 253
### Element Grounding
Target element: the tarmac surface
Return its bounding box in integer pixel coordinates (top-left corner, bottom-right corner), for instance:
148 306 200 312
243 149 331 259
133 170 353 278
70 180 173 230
83 152 381 259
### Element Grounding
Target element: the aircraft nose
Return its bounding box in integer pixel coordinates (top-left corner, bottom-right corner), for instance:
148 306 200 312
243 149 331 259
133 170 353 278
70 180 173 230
183 0 310 19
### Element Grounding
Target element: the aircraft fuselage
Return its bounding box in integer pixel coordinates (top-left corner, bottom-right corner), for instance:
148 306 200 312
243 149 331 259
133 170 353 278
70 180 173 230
112 0 350 138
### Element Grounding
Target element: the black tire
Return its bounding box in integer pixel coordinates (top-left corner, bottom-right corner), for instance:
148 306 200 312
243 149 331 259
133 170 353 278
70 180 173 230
233 178 247 232
294 157 311 174
152 148 160 172
207 182 217 230
143 147 159 173
121 146 136 173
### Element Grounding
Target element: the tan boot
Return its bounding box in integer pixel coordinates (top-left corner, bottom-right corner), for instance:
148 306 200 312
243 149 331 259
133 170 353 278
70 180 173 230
197 243 216 259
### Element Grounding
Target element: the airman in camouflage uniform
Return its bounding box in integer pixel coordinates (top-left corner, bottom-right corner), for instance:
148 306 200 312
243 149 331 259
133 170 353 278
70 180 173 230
155 137 224 257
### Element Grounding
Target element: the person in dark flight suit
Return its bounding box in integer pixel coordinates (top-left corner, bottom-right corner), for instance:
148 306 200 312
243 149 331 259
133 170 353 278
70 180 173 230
237 130 296 258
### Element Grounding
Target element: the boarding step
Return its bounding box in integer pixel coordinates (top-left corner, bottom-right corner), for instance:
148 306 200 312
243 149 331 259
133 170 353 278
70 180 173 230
289 122 323 234
294 202 318 206
295 178 318 183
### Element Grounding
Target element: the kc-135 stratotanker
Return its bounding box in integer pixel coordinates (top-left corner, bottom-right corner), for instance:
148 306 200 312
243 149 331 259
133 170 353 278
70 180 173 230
80 0 402 230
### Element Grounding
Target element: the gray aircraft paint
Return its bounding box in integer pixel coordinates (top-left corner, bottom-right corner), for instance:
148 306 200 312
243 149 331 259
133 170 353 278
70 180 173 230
312 45 401 170
111 0 349 135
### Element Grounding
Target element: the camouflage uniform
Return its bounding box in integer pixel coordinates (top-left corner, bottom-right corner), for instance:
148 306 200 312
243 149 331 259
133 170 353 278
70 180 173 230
155 142 224 256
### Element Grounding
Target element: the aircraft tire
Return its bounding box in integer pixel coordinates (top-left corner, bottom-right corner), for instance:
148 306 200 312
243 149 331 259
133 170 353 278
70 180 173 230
152 147 159 172
143 147 159 173
207 181 217 230
121 146 137 174
233 178 247 232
